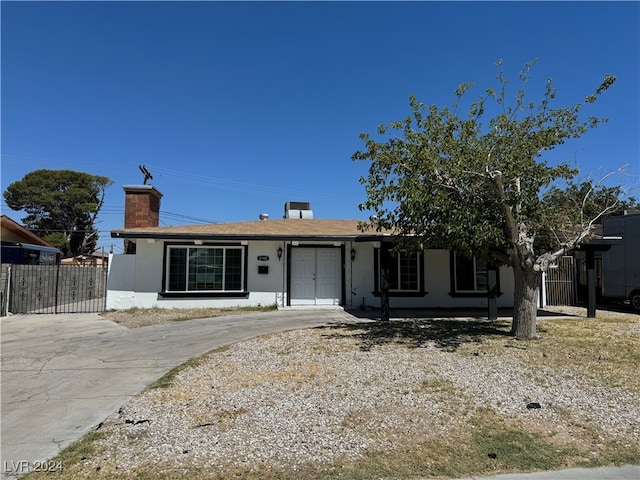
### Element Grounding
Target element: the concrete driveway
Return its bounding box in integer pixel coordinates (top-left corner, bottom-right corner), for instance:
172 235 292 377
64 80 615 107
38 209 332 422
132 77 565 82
1 309 357 478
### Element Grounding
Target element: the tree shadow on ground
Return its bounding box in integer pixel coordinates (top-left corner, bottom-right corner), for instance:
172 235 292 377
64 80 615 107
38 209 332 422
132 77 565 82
321 312 513 352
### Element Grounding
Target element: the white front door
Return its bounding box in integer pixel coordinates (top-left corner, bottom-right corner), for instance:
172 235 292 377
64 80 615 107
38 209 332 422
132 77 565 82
290 247 341 306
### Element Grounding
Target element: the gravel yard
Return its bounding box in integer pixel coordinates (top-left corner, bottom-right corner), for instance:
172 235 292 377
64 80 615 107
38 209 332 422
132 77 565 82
38 309 640 480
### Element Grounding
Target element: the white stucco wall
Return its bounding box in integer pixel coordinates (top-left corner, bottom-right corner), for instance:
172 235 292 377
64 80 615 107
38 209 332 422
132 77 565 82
247 240 287 304
107 238 517 311
107 240 287 310
106 253 136 310
348 246 515 310
348 242 376 309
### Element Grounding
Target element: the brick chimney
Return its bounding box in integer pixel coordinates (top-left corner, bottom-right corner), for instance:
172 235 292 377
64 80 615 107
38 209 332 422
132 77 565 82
123 185 162 228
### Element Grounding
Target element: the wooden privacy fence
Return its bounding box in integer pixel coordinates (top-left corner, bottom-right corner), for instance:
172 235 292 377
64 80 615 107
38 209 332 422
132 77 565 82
0 264 108 315
544 255 577 306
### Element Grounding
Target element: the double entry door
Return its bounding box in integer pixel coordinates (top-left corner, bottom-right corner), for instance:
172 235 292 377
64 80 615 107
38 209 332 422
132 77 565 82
290 247 341 306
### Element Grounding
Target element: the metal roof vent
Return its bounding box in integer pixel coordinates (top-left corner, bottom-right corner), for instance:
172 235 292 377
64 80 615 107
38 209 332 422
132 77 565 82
259 213 269 221
284 201 313 219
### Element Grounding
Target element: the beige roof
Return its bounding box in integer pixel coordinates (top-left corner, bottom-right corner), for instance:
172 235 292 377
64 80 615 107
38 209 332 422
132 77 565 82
112 219 388 240
1 215 59 248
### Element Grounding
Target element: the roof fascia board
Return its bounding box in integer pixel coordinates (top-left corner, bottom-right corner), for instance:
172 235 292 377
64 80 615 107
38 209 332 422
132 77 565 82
111 232 366 242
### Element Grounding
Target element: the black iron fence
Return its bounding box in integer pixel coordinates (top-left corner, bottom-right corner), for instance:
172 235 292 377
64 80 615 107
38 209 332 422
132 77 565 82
0 264 108 315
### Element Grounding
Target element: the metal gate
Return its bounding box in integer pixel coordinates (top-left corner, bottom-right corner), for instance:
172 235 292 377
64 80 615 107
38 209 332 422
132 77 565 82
1 264 108 315
544 256 577 306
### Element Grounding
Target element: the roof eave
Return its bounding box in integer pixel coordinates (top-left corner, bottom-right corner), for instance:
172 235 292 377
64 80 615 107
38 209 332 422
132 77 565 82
1 215 56 247
111 231 367 242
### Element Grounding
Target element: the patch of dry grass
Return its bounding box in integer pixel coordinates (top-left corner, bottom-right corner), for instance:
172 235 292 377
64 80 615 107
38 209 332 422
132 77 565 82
456 313 640 392
100 305 277 328
28 408 639 480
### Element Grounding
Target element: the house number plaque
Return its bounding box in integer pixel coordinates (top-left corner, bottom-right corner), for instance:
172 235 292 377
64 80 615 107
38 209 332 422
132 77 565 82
257 255 269 261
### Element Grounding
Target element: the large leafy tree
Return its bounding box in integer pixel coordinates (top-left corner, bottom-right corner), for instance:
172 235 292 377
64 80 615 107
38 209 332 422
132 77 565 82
353 61 619 339
4 169 113 257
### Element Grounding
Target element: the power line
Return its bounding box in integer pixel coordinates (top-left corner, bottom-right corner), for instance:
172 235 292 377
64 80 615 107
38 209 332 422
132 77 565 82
149 165 354 200
161 211 219 224
3 202 218 225
2 155 359 200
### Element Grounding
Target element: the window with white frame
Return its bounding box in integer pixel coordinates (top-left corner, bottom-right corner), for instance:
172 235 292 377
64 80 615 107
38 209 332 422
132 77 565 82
453 253 488 293
166 246 244 292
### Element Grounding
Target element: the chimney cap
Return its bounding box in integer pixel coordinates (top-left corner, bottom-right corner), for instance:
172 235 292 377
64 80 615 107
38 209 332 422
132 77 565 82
122 185 163 199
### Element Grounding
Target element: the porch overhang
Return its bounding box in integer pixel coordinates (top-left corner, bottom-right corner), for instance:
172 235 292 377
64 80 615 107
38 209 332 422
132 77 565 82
572 236 622 318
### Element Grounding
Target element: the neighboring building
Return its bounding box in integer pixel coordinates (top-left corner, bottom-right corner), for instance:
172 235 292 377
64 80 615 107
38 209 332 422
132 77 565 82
600 211 640 309
0 215 61 265
60 250 109 267
107 185 515 311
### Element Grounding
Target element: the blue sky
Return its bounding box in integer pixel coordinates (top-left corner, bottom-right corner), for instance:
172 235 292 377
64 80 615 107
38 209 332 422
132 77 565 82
2 1 639 253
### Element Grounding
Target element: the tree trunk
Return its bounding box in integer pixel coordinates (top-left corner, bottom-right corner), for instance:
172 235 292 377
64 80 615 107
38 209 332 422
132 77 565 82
511 266 540 339
64 233 73 258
